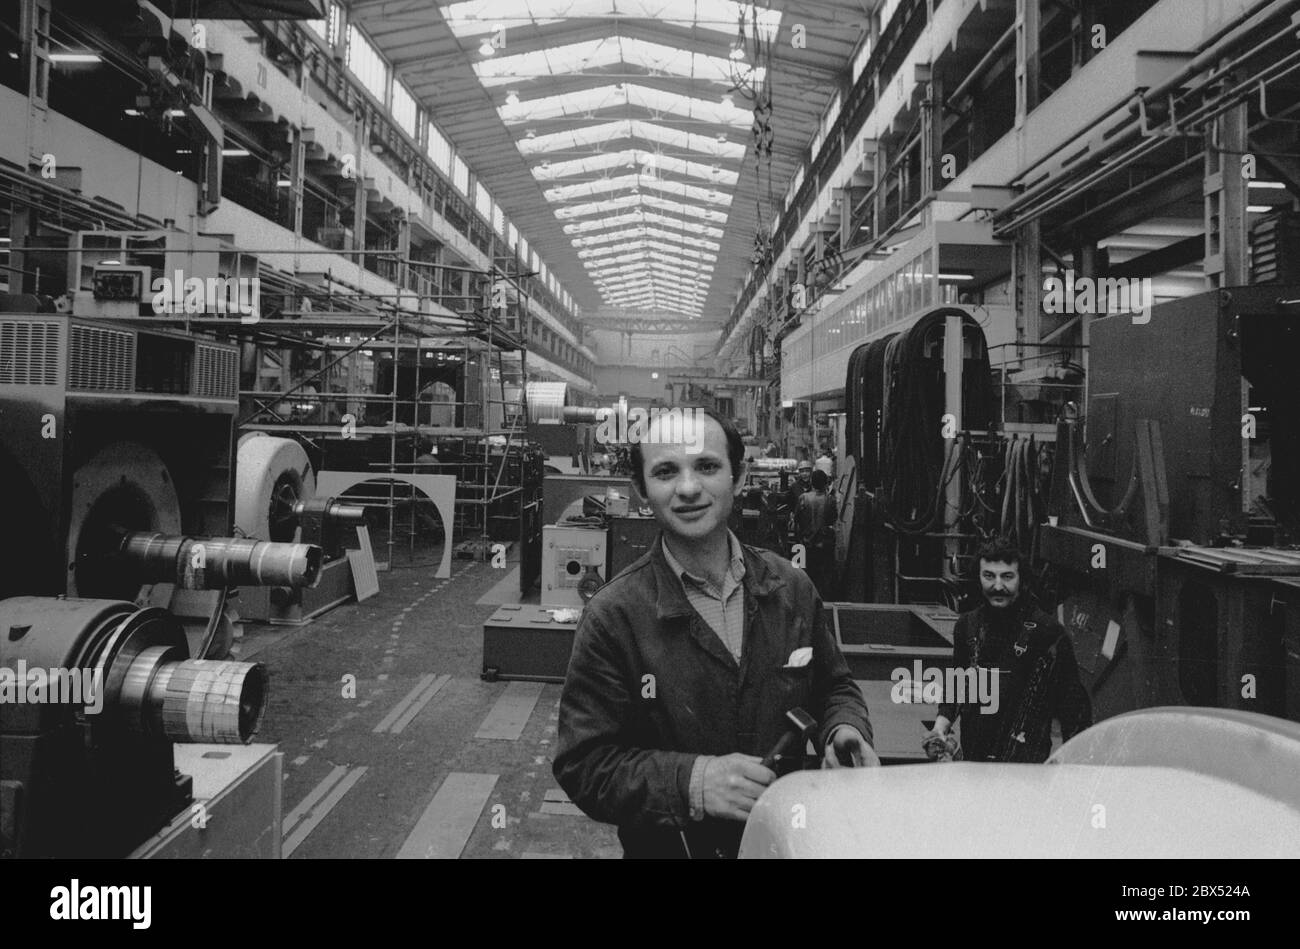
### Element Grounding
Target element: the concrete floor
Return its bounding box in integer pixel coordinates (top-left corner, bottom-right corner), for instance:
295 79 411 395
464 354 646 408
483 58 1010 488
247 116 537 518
240 554 621 859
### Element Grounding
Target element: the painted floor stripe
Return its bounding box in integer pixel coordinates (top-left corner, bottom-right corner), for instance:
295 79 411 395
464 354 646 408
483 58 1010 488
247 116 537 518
283 765 347 836
395 772 498 859
521 852 573 859
390 674 451 734
475 681 544 741
373 674 436 733
283 765 368 857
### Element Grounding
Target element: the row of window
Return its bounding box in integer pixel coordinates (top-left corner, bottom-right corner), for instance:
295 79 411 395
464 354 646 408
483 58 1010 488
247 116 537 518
782 249 935 372
308 1 577 317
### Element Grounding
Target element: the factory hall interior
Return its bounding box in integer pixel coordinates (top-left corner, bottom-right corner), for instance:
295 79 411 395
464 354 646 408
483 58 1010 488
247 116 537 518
5 0 1300 865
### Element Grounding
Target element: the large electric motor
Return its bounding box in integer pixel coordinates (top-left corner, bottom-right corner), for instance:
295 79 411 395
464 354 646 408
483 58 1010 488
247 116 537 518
0 596 268 858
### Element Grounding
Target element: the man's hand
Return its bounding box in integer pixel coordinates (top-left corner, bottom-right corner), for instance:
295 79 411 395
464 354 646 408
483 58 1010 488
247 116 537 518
702 754 776 821
922 725 962 762
822 725 880 768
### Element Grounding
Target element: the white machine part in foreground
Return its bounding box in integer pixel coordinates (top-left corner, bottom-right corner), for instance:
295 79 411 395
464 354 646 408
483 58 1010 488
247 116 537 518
738 708 1300 858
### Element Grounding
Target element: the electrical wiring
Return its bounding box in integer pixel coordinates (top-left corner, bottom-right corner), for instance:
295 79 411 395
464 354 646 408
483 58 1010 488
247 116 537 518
875 311 993 535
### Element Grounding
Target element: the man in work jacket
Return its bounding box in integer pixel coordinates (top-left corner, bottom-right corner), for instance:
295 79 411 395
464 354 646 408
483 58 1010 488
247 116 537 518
927 536 1092 762
554 408 875 859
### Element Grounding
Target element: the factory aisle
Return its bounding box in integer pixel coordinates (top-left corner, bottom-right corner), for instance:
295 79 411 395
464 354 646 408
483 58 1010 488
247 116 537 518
241 558 621 860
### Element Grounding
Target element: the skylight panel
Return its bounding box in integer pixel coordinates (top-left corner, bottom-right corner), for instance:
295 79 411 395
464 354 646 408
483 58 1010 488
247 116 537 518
601 292 706 306
578 240 717 262
564 213 725 240
582 251 645 268
590 261 713 281
593 279 710 296
573 228 720 251
555 194 728 222
647 249 715 267
543 173 732 206
534 151 738 187
476 37 763 88
519 120 746 160
596 286 709 303
443 1 781 42
501 84 750 128
600 285 704 302
601 284 707 301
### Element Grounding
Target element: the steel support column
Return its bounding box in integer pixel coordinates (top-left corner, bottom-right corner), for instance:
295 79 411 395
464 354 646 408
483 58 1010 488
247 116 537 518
921 77 944 195
1015 0 1041 129
1204 91 1249 288
1014 220 1043 347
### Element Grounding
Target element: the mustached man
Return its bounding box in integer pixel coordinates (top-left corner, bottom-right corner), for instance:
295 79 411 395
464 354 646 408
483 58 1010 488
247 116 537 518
925 537 1092 763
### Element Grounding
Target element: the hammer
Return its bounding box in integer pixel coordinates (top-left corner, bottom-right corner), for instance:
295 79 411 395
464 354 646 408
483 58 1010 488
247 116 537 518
761 707 818 770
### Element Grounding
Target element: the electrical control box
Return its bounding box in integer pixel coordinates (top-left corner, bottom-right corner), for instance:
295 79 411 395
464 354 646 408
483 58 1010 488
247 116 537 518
541 525 607 608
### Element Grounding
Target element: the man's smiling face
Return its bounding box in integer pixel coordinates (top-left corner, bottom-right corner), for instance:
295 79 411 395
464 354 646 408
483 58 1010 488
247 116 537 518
639 414 742 545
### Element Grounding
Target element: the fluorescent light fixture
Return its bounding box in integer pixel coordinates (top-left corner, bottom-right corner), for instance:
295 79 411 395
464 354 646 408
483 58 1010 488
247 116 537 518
166 109 185 117
123 108 142 116
782 399 794 408
277 178 292 187
99 259 122 266
0 237 11 243
1248 181 1286 189
939 273 973 281
222 148 251 157
1247 205 1274 213
49 52 101 63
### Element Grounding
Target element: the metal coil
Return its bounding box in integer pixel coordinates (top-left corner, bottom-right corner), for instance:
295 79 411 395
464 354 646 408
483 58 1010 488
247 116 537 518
118 645 268 744
118 533 322 589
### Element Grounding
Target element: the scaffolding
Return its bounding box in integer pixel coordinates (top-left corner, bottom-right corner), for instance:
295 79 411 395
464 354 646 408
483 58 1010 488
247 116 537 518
44 239 543 565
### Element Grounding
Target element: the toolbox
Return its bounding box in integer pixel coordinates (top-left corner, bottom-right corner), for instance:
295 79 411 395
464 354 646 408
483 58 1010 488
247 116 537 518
481 604 580 683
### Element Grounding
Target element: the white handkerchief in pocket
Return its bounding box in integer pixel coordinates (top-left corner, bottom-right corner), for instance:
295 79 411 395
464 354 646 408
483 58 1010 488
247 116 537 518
784 646 812 669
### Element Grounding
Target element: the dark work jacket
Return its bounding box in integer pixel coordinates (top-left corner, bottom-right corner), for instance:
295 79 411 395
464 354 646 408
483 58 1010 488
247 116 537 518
937 597 1093 762
553 535 872 859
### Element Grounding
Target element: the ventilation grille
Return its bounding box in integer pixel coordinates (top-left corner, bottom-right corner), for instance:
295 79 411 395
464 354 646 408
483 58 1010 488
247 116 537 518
68 324 134 391
0 320 61 386
194 344 239 399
